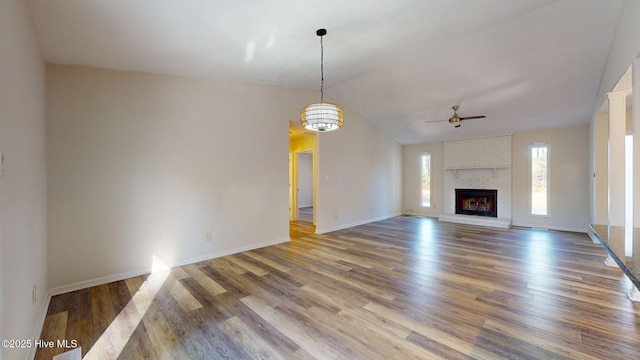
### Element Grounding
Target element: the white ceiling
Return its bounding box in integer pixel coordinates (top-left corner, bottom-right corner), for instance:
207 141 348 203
27 0 627 144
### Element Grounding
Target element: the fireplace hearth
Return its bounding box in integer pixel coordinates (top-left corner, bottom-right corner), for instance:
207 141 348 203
455 189 497 218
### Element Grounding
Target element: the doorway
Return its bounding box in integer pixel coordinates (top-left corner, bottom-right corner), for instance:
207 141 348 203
290 150 314 221
289 121 316 234
289 149 316 237
296 151 314 221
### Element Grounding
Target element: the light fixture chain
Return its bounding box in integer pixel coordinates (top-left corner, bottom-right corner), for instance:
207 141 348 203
320 34 324 103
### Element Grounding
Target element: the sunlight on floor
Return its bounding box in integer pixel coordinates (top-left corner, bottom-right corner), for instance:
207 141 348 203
83 256 170 360
418 218 436 246
52 347 82 360
526 231 553 277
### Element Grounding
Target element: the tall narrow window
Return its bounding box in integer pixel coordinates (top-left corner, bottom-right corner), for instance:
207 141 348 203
531 144 548 216
421 153 431 207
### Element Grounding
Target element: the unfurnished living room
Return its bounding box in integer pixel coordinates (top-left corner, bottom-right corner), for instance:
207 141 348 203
3 1 640 359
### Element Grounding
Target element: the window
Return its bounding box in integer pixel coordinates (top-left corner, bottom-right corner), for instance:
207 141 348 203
531 144 548 216
421 153 431 207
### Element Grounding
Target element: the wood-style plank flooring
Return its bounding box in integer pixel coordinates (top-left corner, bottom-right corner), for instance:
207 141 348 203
36 211 640 359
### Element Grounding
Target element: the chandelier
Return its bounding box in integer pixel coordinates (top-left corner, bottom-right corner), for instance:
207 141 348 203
300 29 344 132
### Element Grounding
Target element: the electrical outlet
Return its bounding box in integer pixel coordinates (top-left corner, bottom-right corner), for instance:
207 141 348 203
32 284 36 304
205 232 213 241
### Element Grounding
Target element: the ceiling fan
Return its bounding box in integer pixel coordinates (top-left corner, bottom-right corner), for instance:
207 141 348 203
425 105 486 128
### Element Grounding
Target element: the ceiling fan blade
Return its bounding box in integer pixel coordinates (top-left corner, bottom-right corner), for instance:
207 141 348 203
459 115 486 120
424 119 448 124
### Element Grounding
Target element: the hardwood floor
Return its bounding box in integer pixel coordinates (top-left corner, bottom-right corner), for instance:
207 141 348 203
36 216 640 359
289 207 314 239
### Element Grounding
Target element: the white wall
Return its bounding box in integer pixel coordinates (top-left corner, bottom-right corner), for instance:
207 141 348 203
47 64 402 291
590 113 608 224
512 126 590 232
402 142 444 217
593 1 640 113
314 110 403 233
0 1 48 359
46 65 292 291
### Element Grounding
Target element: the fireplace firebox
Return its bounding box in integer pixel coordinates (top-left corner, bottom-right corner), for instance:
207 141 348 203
455 189 497 218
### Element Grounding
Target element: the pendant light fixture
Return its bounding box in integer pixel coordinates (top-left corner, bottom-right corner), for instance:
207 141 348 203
300 28 344 132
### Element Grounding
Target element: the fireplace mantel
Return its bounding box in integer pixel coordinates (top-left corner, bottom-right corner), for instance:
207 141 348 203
443 166 509 178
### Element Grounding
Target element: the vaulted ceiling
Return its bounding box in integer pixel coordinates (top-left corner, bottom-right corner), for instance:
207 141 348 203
28 0 627 144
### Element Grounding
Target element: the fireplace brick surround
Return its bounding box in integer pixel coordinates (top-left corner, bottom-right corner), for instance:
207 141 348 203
440 135 512 228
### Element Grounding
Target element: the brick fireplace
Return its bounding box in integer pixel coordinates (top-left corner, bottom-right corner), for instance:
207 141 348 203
439 135 512 228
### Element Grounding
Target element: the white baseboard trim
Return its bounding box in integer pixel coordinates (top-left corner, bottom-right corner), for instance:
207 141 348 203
511 222 587 233
171 237 291 269
48 237 291 296
27 293 52 360
315 213 402 234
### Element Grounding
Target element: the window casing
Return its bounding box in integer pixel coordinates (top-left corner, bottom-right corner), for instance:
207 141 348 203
421 153 431 207
530 143 548 216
